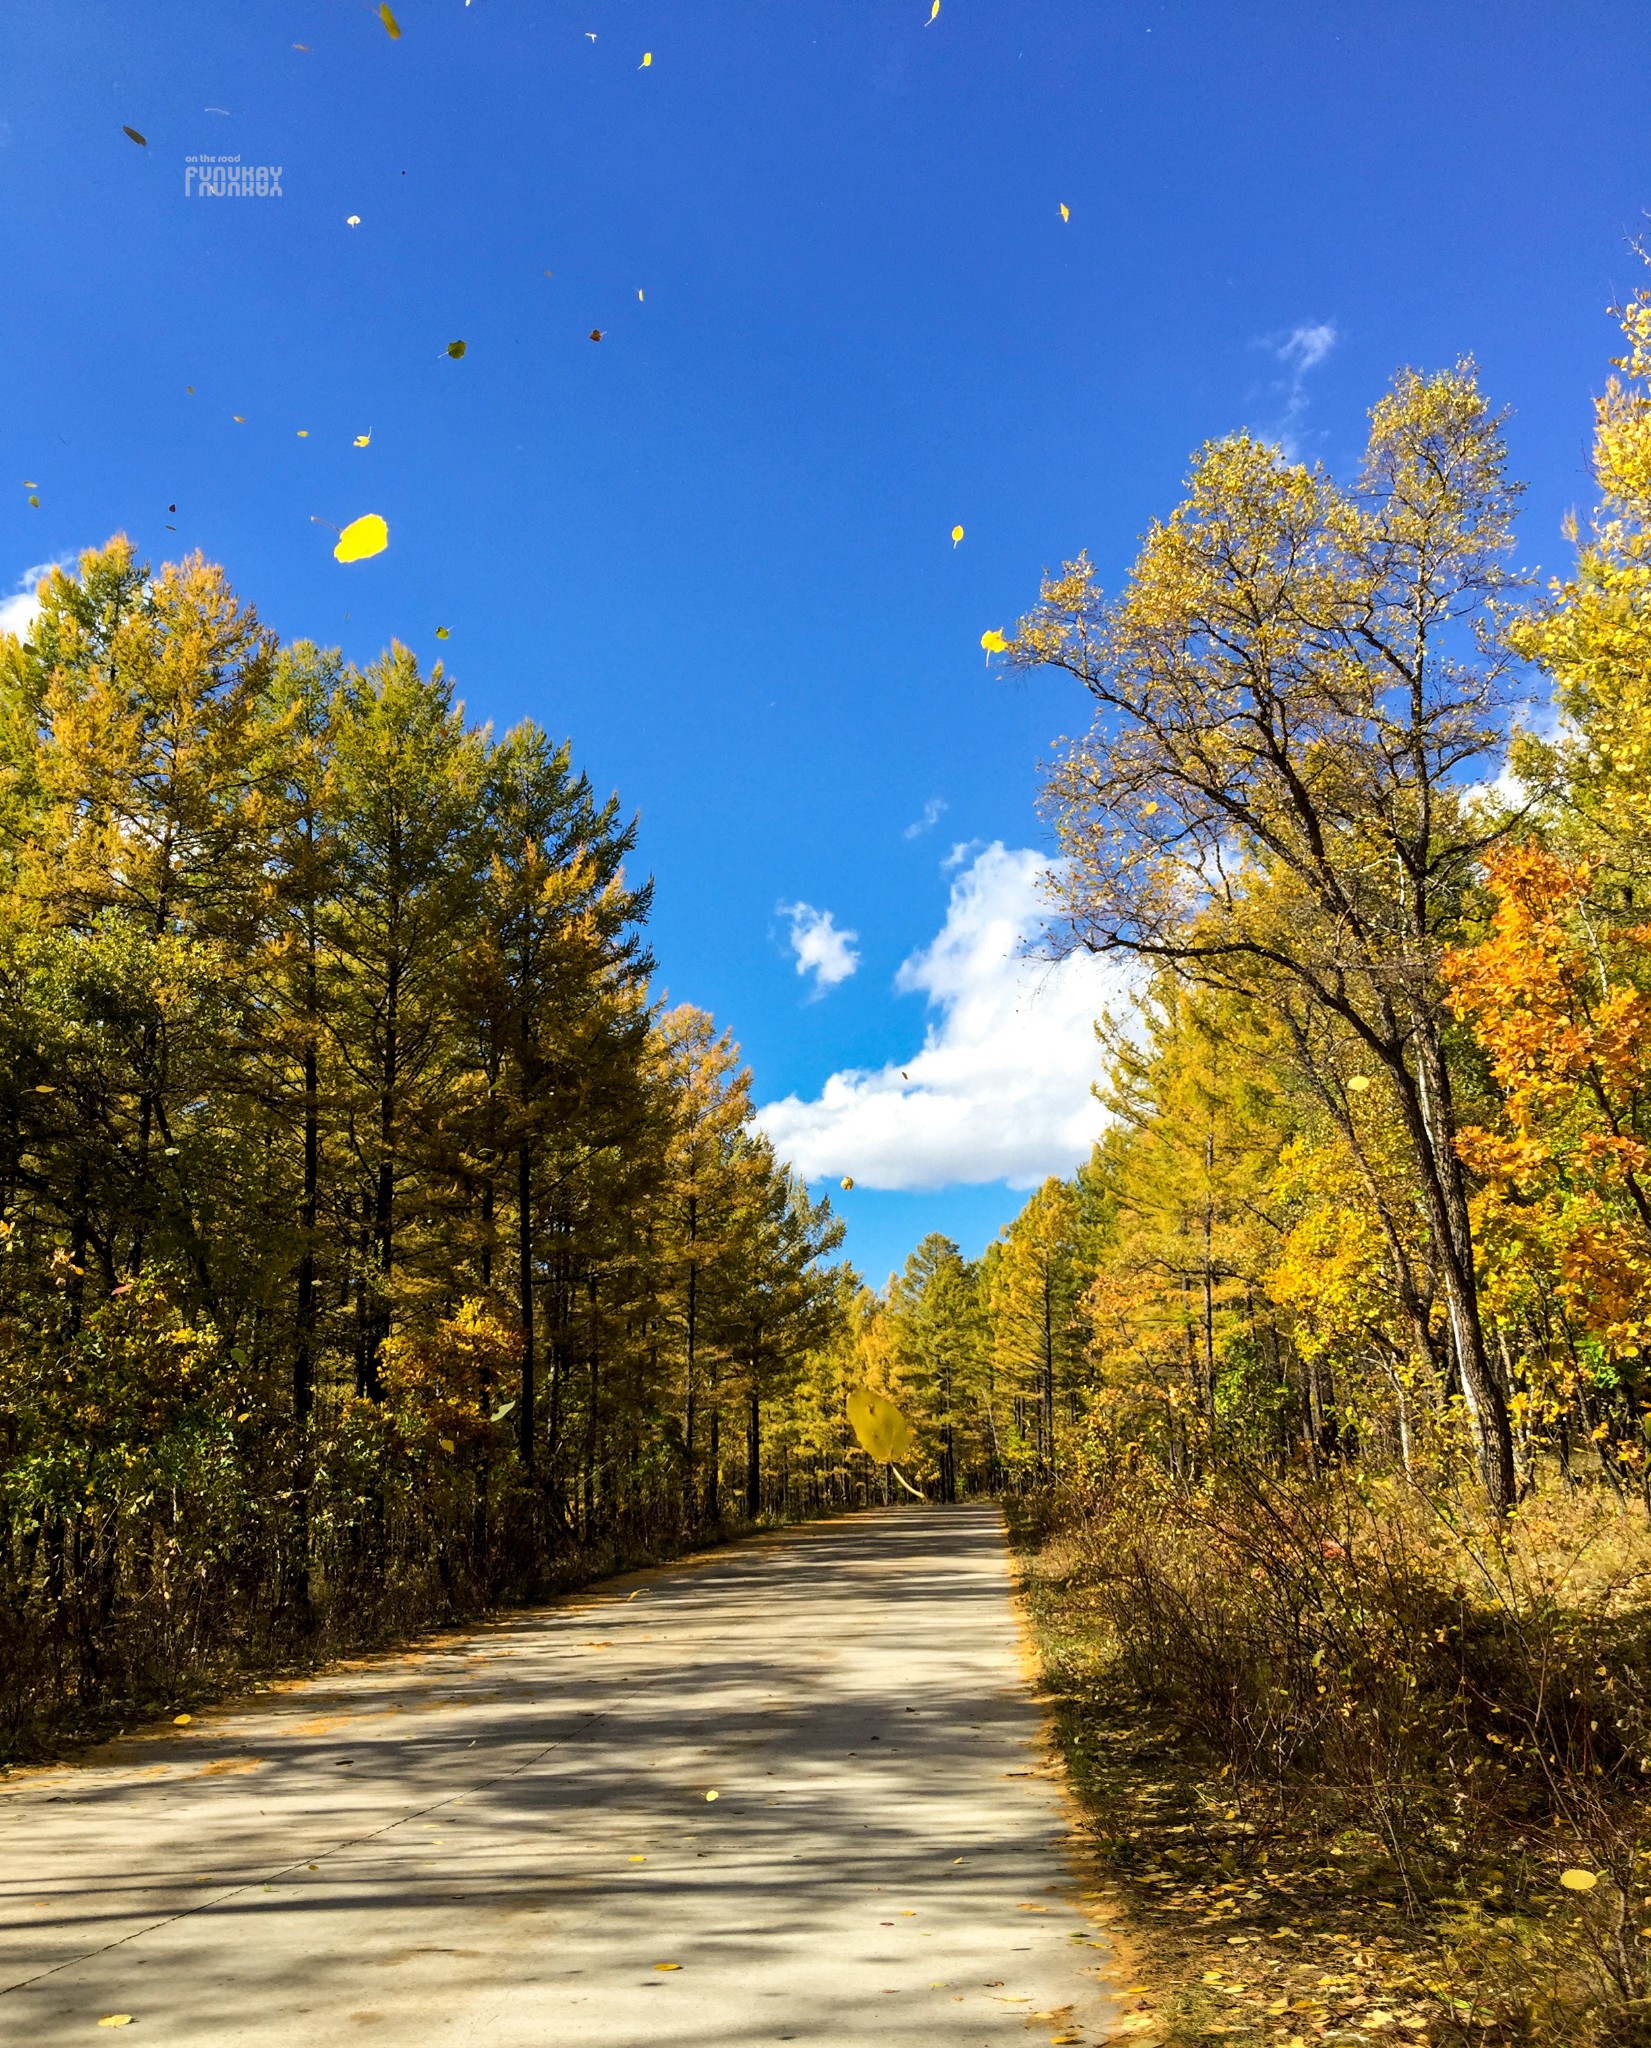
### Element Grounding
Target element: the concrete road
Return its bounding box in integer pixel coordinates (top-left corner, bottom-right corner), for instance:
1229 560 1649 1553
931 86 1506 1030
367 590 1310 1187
0 1504 1123 2047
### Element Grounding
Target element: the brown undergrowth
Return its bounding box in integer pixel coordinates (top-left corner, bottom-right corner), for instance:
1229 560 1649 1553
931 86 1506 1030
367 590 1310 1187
1010 1468 1651 2048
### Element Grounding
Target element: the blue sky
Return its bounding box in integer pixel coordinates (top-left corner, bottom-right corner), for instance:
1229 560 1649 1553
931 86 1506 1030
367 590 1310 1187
4 0 1649 1286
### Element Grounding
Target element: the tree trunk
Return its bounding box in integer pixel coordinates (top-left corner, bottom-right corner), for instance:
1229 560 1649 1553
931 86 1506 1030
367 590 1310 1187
517 1140 535 1475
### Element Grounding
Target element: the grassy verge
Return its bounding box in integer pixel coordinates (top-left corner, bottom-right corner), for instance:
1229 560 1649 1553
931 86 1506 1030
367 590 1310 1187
1008 1482 1651 2048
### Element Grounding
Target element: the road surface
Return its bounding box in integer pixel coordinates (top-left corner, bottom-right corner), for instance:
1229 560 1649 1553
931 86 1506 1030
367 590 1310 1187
0 1504 1124 2046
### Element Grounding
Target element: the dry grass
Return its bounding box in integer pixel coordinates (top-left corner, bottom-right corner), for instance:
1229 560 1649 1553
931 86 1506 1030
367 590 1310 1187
1012 1468 1651 2047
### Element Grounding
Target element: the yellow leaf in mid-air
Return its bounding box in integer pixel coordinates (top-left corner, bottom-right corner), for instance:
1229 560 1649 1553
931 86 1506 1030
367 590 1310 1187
638 289 645 300
640 51 652 66
840 1176 854 1191
1561 1868 1599 1891
655 1962 681 1970
296 429 309 438
28 495 38 508
590 328 605 341
97 2020 134 2029
1346 1074 1371 1092
446 339 467 359
927 0 940 19
980 628 1009 653
353 430 371 447
334 514 389 563
174 1713 192 1725
951 524 964 546
1060 202 1070 222
628 1854 646 1862
380 3 402 39
847 1387 914 1462
346 214 361 227
435 626 450 639
439 1437 456 1454
1141 801 1159 815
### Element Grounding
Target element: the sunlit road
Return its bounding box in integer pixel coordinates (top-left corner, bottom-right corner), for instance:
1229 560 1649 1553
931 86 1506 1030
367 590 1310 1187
0 1505 1121 2047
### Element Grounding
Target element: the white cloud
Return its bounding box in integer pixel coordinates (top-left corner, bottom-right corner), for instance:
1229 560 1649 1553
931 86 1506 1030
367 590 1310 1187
756 843 1130 1191
0 561 60 642
1276 321 1337 377
903 796 948 840
1260 320 1338 454
781 901 860 994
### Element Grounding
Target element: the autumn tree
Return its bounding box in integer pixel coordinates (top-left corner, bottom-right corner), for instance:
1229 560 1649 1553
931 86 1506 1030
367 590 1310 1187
1007 368 1527 1505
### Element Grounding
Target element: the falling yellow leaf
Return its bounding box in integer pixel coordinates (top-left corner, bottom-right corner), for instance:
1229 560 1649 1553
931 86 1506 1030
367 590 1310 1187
638 289 645 301
22 480 35 488
353 430 371 447
1141 800 1159 815
655 1962 681 1970
980 628 1009 653
174 1713 192 1725
334 514 389 563
840 1176 854 1191
1561 1868 1599 1891
346 214 361 227
951 524 964 546
847 1388 914 1462
380 3 402 39
927 0 940 19
1060 202 1070 222
123 126 147 146
97 2020 134 2029
27 495 38 508
435 626 450 639
446 339 467 359
294 43 310 51
640 51 652 66
628 1854 646 1862
439 1437 456 1454
232 415 245 424
1346 1074 1371 1091
589 328 605 341
296 429 309 438
705 1789 719 1801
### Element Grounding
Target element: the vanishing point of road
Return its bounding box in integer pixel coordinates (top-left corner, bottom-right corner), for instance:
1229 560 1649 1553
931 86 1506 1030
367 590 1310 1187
1 1505 1126 2046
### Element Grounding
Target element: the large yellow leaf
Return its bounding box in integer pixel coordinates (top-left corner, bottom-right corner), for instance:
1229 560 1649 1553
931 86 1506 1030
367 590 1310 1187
334 514 388 563
847 1387 913 1462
